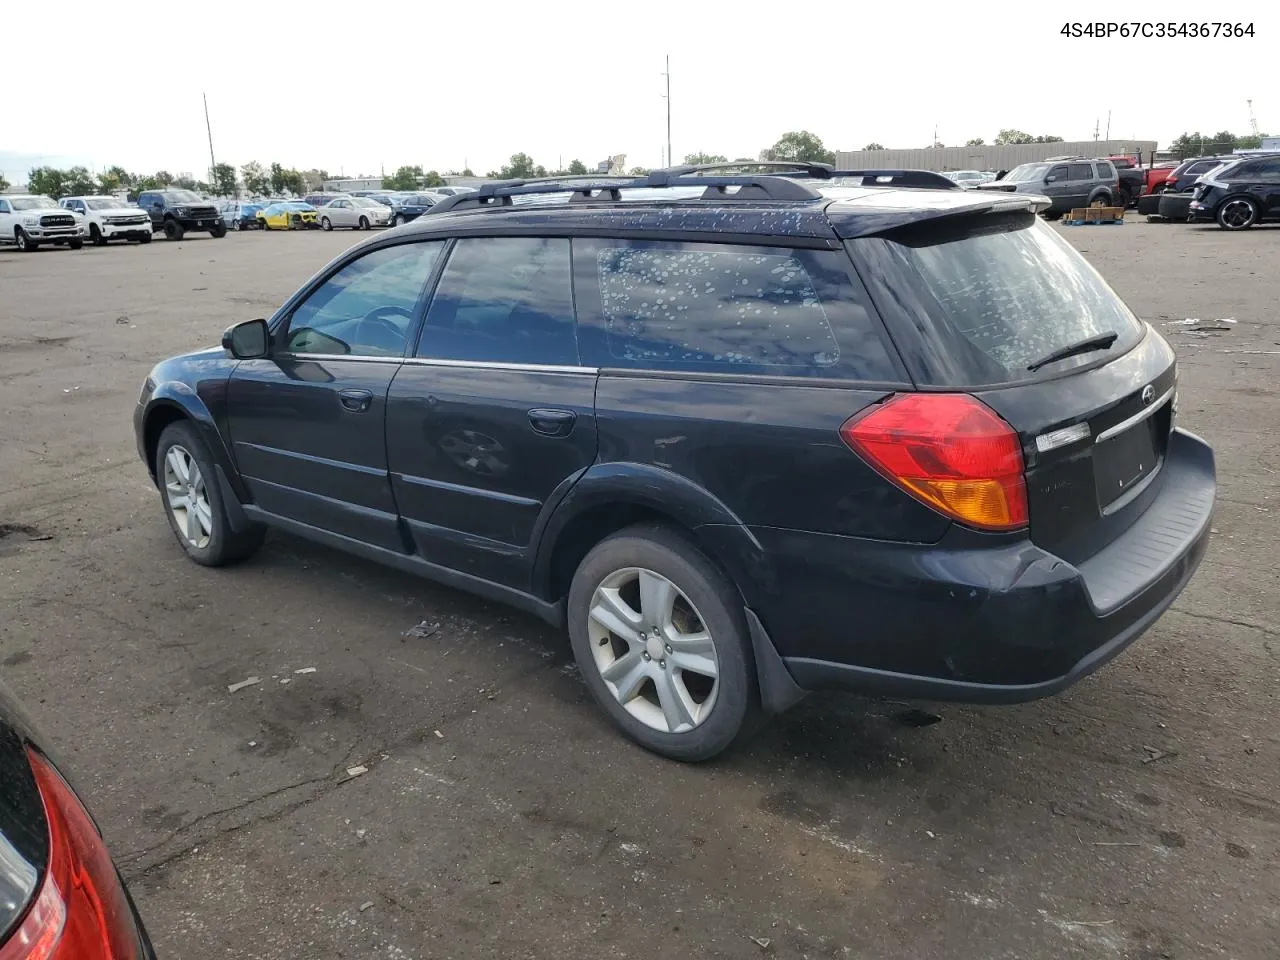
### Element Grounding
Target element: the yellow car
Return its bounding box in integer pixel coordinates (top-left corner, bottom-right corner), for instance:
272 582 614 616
256 201 319 230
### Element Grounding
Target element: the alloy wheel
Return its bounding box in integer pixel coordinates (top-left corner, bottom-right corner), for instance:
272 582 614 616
163 445 212 549
586 567 719 734
1220 199 1254 229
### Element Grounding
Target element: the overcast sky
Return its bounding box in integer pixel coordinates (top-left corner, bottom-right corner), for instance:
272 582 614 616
4 1 1275 184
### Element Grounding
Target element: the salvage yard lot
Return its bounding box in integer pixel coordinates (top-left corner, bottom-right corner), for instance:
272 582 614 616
1 223 1277 959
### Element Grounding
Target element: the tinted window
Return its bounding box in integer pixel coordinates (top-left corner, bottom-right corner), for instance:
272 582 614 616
285 241 445 357
1047 165 1068 181
1186 160 1218 175
0 200 9 213
1067 163 1094 181
852 214 1144 386
1094 161 1115 179
575 239 899 381
1254 158 1280 180
417 237 577 365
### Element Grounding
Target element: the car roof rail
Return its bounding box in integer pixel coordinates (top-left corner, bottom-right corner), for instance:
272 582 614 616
660 162 958 190
805 169 962 190
426 171 823 214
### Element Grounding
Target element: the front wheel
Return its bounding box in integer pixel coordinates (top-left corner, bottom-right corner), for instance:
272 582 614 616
155 421 265 567
140 231 153 244
391 213 402 227
15 228 38 252
163 219 185 241
358 216 369 230
232 218 243 231
90 224 106 246
210 224 227 238
68 238 83 250
1217 197 1258 230
320 216 332 231
567 524 759 762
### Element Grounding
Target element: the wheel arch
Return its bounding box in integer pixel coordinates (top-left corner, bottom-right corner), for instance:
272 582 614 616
141 388 246 502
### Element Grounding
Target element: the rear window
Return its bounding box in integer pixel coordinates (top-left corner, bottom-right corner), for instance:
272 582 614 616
573 239 901 381
850 213 1145 386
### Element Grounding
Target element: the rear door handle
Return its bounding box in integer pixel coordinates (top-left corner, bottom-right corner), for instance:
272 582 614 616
528 408 576 437
339 388 373 412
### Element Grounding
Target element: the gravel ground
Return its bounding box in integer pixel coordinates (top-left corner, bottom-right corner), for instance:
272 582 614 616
1 219 1276 960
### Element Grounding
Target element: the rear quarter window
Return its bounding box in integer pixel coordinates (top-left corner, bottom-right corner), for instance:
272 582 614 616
848 213 1146 387
573 239 902 381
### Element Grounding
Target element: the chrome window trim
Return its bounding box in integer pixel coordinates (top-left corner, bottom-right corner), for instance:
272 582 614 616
1095 387 1174 443
283 352 596 375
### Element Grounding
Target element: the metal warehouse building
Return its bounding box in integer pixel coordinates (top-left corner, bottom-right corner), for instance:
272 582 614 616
835 140 1159 172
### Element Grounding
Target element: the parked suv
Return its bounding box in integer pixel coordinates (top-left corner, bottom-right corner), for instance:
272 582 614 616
0 195 84 251
1189 154 1280 229
975 158 1119 217
134 169 1215 761
136 188 226 240
388 193 437 226
60 195 153 245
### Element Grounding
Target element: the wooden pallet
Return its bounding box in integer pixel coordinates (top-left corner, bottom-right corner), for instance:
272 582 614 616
1063 206 1125 225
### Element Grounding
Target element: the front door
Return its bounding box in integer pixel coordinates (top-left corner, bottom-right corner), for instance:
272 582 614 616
386 236 597 589
226 239 448 551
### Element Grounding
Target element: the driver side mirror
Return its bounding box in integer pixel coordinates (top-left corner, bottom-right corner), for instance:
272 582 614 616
223 318 270 359
1045 175 1059 183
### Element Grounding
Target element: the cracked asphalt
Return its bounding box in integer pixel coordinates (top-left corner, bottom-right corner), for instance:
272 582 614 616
1 220 1277 959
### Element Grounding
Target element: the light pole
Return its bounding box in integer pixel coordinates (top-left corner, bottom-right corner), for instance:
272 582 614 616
661 55 671 169
203 93 217 189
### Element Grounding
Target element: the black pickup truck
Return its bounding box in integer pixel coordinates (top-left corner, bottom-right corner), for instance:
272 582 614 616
136 189 226 240
1101 155 1148 207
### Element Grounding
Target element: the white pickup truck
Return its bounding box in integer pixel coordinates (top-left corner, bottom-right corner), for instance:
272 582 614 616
59 195 153 245
0 195 85 251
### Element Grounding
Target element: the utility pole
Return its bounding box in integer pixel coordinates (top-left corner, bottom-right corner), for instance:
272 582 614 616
1093 118 1100 142
662 55 672 169
1105 109 1111 141
203 93 217 188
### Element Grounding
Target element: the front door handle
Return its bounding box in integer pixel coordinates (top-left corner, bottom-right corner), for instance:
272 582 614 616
338 388 373 412
528 408 576 437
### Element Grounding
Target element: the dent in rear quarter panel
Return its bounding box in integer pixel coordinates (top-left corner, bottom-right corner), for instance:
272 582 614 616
593 374 952 541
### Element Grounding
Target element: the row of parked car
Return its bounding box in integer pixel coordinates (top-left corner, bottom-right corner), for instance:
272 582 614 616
1136 152 1280 229
0 186 478 251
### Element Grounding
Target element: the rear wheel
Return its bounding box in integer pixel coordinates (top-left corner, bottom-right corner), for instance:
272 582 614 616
1217 197 1258 230
358 216 369 230
90 224 106 246
155 421 265 567
163 219 185 241
15 228 37 252
567 524 759 762
391 213 403 227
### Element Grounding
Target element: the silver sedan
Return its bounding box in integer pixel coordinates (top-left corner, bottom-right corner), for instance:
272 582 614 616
315 196 392 230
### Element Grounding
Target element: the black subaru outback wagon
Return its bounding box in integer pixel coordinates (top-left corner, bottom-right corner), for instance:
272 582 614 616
134 166 1215 761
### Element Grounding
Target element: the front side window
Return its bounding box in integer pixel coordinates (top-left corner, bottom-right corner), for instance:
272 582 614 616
1046 165 1068 182
417 237 576 365
575 239 899 381
284 241 445 357
0 200 9 213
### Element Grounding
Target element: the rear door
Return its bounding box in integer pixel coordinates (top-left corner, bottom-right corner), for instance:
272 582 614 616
385 236 597 589
848 211 1177 568
1251 157 1280 214
1067 162 1095 206
226 239 447 550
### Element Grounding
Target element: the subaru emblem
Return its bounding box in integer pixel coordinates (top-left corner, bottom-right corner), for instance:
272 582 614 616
1141 385 1156 406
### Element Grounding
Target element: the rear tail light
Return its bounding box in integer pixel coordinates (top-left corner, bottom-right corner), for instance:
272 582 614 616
841 394 1028 531
0 750 141 959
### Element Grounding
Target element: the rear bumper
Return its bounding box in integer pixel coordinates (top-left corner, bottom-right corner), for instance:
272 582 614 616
750 428 1215 704
1159 193 1195 220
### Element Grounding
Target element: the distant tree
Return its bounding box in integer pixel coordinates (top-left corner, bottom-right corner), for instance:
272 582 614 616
172 175 199 190
733 157 754 163
153 171 174 186
1033 134 1064 143
383 164 424 190
928 141 945 149
0 172 8 192
268 162 289 195
129 174 164 196
27 167 67 198
628 166 651 176
423 170 445 187
567 159 588 175
965 137 985 147
211 163 238 196
683 152 728 165
994 129 1035 145
765 130 836 165
64 166 98 196
97 165 131 194
461 167 475 177
862 142 886 151
492 153 540 179
281 169 305 196
240 161 270 196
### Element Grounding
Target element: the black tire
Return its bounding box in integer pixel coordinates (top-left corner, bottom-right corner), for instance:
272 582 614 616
210 224 227 238
1117 185 1134 208
567 523 759 762
1216 196 1258 230
68 238 83 250
154 421 265 567
15 228 37 252
140 231 153 244
391 213 402 227
164 219 185 241
232 218 243 231
90 224 106 246
358 216 369 230
320 216 332 231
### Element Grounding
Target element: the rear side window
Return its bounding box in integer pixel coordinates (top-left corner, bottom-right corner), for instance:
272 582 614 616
849 214 1145 386
573 239 900 381
1067 163 1093 180
416 237 577 365
1094 161 1115 179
